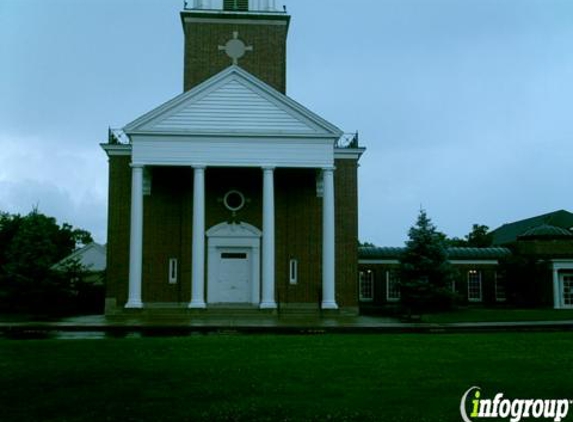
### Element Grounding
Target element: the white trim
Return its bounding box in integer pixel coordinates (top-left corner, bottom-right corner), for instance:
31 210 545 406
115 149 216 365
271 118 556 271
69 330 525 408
128 131 337 139
494 271 506 302
358 270 374 302
359 259 499 266
101 144 131 156
358 259 400 265
385 270 401 302
223 190 246 212
168 258 178 284
551 260 573 269
334 148 366 160
449 260 499 265
467 270 483 303
560 273 573 309
289 259 298 285
182 16 288 25
131 135 334 169
552 261 573 309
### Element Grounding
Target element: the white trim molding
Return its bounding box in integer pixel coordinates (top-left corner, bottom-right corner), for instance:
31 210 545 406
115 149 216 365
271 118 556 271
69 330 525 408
551 260 573 309
101 143 131 157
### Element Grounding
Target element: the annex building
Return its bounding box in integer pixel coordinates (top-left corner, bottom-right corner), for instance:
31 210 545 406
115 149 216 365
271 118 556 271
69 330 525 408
358 210 573 313
102 0 364 315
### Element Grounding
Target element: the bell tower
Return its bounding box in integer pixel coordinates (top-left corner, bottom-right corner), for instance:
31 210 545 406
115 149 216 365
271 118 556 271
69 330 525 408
181 0 290 93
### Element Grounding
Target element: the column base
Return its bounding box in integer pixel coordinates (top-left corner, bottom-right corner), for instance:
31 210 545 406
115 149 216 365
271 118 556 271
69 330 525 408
321 301 339 310
259 301 277 310
188 301 207 309
125 300 143 309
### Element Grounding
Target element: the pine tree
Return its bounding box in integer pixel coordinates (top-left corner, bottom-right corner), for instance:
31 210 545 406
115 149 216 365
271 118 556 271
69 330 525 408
399 209 455 314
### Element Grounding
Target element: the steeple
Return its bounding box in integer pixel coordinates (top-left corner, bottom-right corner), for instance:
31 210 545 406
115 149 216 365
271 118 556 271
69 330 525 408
181 0 290 93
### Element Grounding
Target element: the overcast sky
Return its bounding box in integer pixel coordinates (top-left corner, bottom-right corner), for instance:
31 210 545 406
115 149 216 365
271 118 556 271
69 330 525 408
1 0 572 246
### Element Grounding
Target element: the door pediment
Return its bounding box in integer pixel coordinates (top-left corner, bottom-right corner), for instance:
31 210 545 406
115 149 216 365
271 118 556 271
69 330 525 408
207 222 262 239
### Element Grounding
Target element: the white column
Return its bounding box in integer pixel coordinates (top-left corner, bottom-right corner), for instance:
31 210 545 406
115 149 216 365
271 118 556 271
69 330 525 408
321 167 338 309
189 165 207 309
553 266 561 309
126 164 144 308
260 166 277 309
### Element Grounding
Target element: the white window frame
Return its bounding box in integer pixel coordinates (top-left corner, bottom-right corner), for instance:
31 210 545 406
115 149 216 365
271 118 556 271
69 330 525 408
467 270 482 302
359 270 374 302
495 271 506 302
168 258 178 284
289 258 298 285
386 270 401 302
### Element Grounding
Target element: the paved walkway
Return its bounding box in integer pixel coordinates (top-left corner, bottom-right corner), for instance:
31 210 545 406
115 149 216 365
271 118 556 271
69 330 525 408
1 314 573 338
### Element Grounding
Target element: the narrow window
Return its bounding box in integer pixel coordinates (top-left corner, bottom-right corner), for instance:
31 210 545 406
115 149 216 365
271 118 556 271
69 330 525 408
168 258 178 284
467 270 482 302
495 271 506 302
359 270 374 301
386 270 401 302
289 259 298 285
221 253 247 259
223 0 248 11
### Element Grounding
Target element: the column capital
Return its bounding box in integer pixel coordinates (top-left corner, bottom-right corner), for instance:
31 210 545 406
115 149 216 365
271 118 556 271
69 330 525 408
262 165 276 172
192 164 207 170
321 166 336 172
130 163 145 169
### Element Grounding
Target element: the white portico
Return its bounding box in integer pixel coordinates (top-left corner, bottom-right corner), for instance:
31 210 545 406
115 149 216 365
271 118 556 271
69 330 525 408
118 66 343 310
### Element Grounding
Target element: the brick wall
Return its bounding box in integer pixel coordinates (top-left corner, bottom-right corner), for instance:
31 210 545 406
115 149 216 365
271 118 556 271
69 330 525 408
181 11 290 93
105 155 131 308
334 159 359 308
106 162 360 311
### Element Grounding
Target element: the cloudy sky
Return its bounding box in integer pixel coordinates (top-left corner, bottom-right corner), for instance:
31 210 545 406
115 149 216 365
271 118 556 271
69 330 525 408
1 0 572 246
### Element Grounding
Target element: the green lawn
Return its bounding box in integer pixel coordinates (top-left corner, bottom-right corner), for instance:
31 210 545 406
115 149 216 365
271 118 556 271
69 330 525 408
2 334 573 422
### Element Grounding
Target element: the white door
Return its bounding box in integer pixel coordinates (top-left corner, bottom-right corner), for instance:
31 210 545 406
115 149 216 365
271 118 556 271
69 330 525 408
561 275 573 308
210 249 251 303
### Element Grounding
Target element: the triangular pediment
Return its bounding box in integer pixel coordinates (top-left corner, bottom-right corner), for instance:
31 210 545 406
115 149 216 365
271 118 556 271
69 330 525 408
123 66 342 138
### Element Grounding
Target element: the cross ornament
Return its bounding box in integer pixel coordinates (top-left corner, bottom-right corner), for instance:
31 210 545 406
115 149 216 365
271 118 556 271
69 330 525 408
218 31 253 65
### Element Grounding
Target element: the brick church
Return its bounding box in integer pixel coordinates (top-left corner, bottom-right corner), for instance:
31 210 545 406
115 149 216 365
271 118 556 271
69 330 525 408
102 0 365 315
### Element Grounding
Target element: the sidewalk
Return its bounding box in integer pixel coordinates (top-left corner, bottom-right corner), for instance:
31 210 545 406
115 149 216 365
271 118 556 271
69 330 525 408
1 314 573 338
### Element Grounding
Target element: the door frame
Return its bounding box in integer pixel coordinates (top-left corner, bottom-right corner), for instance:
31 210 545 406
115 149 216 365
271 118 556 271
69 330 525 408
206 222 261 305
560 273 573 309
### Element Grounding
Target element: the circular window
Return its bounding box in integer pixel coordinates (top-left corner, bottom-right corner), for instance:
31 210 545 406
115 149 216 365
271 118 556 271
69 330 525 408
223 190 245 212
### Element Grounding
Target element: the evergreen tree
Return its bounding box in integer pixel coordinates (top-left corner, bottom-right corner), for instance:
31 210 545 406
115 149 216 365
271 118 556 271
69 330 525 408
399 210 456 314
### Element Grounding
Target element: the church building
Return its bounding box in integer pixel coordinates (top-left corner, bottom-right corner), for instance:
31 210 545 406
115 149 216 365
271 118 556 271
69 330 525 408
102 0 365 315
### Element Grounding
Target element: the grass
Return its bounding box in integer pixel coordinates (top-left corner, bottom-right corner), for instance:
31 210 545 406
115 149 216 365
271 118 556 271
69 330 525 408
421 308 573 323
2 333 573 421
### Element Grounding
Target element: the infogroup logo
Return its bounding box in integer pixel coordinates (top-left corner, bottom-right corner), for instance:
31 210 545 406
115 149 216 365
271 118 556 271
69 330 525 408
460 387 571 422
